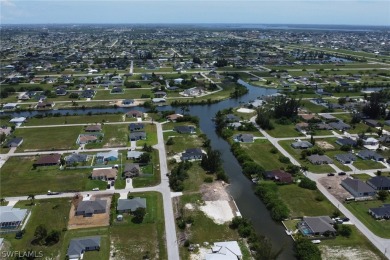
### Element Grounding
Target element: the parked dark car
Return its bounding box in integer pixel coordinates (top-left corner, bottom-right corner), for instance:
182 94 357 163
327 173 335 176
338 172 346 176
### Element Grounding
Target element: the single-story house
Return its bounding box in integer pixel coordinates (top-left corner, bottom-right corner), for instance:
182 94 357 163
181 148 204 161
111 87 123 93
123 163 141 178
357 150 385 161
316 123 333 130
122 99 135 105
56 88 67 96
204 241 242 260
2 103 18 110
379 135 390 144
336 137 357 147
127 150 144 160
117 197 146 213
77 134 99 144
295 122 309 133
341 178 376 198
154 91 167 98
96 150 118 162
9 117 27 126
291 141 313 149
369 204 390 220
363 137 379 146
91 168 117 181
320 114 337 121
233 133 254 143
329 121 351 131
129 123 144 132
0 206 28 229
6 137 23 148
174 125 196 134
367 176 390 191
225 114 240 123
152 98 166 103
67 236 101 260
166 114 183 122
126 110 143 118
335 153 357 164
129 131 146 141
65 153 88 165
298 216 336 236
364 119 381 127
307 154 333 165
263 170 293 184
76 200 107 217
33 153 61 167
36 101 54 109
85 124 102 132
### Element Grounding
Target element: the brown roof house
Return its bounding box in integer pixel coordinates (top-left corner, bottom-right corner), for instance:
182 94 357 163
85 124 102 132
33 154 61 167
126 110 143 118
166 114 183 122
123 163 141 178
263 169 293 184
91 168 117 181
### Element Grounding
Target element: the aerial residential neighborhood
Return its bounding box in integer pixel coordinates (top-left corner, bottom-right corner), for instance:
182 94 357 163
0 3 390 259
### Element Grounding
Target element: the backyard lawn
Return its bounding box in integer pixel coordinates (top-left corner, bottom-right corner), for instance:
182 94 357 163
0 157 106 196
137 124 158 146
14 126 81 152
25 114 125 125
3 198 71 259
265 120 304 138
353 159 386 170
345 199 390 238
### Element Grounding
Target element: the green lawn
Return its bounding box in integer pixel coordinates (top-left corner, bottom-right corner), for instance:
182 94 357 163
86 124 128 148
350 173 373 181
165 132 204 157
25 114 124 126
183 162 209 192
3 198 71 259
0 157 105 196
278 184 337 218
265 120 304 138
132 149 161 188
300 100 327 113
345 199 390 238
353 159 386 170
14 126 81 152
110 191 167 259
240 139 286 170
94 89 152 99
137 124 158 146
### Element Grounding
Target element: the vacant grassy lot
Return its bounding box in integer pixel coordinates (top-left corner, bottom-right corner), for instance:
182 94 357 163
345 198 390 238
164 132 204 157
278 184 337 218
111 192 167 259
266 120 304 138
240 139 286 170
25 114 124 125
14 126 81 152
353 159 386 170
300 100 327 113
87 124 128 148
3 198 71 259
0 157 106 196
137 123 158 146
351 173 373 181
94 89 153 99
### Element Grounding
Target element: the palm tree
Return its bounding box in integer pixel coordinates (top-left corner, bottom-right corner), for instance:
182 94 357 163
27 194 35 205
0 198 6 206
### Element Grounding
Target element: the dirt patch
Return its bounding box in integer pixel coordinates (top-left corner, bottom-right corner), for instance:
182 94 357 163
199 200 235 224
320 245 380 260
200 181 230 201
318 176 351 201
316 141 335 150
68 194 111 230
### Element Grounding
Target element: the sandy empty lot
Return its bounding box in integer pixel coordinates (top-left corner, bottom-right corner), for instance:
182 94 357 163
316 141 335 150
318 176 351 202
320 246 380 260
68 194 111 229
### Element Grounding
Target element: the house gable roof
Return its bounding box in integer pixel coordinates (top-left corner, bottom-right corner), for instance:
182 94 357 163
117 197 146 211
342 178 376 193
67 236 101 258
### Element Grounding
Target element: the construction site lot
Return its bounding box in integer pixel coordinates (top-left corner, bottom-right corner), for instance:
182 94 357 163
68 194 111 229
318 175 352 201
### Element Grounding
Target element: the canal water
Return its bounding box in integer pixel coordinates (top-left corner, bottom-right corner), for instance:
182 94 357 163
4 81 295 259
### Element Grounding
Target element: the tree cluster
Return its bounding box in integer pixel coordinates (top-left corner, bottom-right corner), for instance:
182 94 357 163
298 177 317 190
255 182 290 221
168 161 192 191
32 224 60 246
294 238 321 260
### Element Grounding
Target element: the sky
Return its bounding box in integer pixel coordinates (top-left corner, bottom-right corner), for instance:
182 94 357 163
0 0 389 26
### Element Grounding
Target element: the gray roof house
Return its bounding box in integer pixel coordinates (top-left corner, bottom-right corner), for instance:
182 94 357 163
225 114 240 122
336 137 357 147
357 150 385 161
174 125 196 134
129 131 146 141
307 154 333 165
127 150 144 160
335 153 357 164
67 236 101 260
123 163 141 178
329 121 351 131
233 133 254 143
0 206 28 229
129 123 144 132
117 197 146 213
341 178 376 198
75 200 107 217
65 153 88 165
369 204 390 219
6 137 23 148
367 176 390 191
291 141 313 149
298 216 336 236
181 148 204 161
